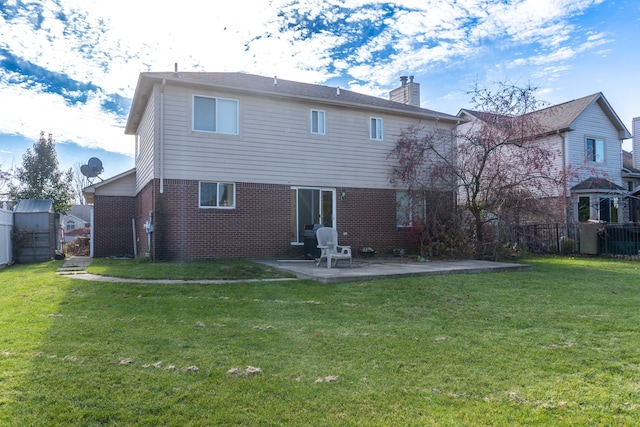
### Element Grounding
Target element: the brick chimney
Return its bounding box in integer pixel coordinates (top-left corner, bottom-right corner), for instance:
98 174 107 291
389 75 420 107
634 117 640 171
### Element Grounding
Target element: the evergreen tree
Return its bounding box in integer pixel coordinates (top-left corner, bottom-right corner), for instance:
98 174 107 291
9 132 73 214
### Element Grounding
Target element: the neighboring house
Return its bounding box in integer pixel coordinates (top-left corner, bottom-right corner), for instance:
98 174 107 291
626 117 640 222
60 204 92 243
87 72 460 260
458 92 632 223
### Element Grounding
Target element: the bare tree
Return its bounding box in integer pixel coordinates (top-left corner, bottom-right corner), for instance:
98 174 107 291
391 82 570 259
72 161 90 205
0 167 12 202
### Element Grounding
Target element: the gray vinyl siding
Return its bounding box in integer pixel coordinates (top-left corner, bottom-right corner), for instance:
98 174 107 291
135 88 157 193
153 84 452 189
95 172 136 197
566 102 623 187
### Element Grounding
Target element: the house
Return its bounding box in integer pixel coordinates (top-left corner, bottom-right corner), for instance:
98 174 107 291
626 117 640 222
88 72 460 260
60 204 92 243
458 93 632 223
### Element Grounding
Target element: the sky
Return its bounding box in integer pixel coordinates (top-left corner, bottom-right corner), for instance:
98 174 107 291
1 0 639 181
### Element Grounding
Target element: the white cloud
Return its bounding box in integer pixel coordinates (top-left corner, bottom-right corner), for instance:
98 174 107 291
0 0 624 158
0 79 132 156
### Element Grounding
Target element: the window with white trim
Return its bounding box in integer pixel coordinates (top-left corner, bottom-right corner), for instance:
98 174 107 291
599 197 619 222
311 109 325 134
370 117 383 140
199 182 235 208
396 191 412 227
193 95 238 134
586 137 605 163
578 196 590 222
65 220 76 231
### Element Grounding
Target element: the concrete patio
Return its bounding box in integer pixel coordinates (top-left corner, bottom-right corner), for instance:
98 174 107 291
256 257 531 284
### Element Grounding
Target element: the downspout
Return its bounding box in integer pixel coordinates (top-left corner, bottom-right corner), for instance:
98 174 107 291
89 205 94 258
560 130 569 222
160 79 166 194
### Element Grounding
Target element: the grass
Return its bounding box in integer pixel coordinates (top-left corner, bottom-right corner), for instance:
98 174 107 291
1 257 639 425
87 257 295 280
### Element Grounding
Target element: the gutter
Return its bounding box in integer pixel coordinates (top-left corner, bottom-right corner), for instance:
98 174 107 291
160 79 165 194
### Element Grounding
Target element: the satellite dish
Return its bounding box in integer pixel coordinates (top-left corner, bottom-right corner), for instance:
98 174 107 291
81 157 104 180
80 164 92 177
88 157 103 175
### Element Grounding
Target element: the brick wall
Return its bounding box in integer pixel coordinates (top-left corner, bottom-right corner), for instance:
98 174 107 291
93 195 136 257
94 179 413 260
151 180 292 260
336 187 411 256
136 181 155 257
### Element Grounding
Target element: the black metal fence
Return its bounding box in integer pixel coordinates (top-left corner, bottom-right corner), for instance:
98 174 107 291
510 223 640 256
512 223 580 254
599 224 640 256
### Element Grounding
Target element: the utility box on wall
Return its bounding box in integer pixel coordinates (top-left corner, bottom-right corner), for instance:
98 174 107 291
14 199 56 263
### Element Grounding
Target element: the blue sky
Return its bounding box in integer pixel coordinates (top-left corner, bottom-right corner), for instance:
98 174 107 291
1 0 639 180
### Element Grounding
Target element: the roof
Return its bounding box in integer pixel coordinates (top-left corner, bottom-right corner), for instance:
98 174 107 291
125 72 461 134
13 199 54 213
83 168 136 204
65 204 92 222
527 93 631 139
622 150 640 175
459 93 631 140
571 177 625 192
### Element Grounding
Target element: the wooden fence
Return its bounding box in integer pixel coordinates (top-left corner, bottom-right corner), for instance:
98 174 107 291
0 204 13 267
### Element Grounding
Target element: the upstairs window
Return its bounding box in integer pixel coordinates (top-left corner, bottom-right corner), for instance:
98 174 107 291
370 117 383 140
199 182 235 208
311 109 325 134
586 137 604 163
193 95 238 134
65 220 76 231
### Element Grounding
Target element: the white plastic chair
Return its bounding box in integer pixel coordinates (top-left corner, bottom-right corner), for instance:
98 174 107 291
315 227 352 269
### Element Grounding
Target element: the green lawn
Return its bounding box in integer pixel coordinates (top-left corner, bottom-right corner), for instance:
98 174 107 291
1 257 639 425
87 257 295 280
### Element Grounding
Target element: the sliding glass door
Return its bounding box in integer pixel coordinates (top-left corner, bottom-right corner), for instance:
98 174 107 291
290 187 335 243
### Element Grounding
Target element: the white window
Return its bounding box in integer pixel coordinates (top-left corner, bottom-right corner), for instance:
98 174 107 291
586 137 605 163
311 109 325 134
65 220 76 231
396 191 412 227
193 95 238 134
199 182 235 208
578 196 590 222
599 197 619 222
370 117 383 140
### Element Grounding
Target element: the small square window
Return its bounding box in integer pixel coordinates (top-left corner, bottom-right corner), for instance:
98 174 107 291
370 117 383 140
199 182 235 208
